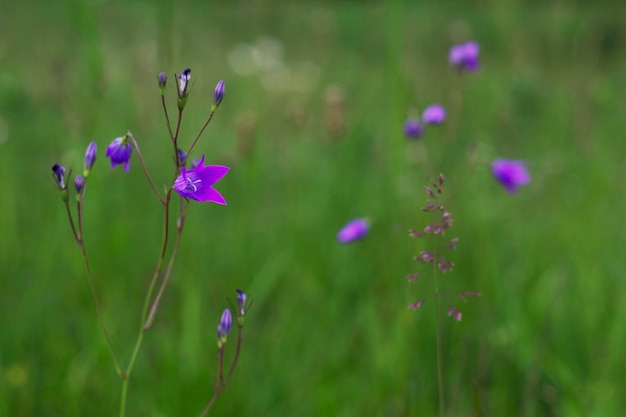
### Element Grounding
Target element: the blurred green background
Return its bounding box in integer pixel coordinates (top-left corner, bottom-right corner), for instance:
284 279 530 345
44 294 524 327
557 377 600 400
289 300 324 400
1 0 625 416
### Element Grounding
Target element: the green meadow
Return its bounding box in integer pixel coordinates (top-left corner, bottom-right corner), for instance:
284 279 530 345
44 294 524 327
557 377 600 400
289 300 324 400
1 0 625 416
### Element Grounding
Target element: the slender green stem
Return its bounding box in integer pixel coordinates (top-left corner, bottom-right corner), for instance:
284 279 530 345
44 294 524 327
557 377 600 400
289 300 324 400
65 196 122 376
199 326 244 417
144 198 186 330
79 240 123 376
433 254 445 417
226 325 244 382
186 110 215 158
118 190 172 417
161 95 175 143
173 109 183 148
127 132 165 204
64 201 79 243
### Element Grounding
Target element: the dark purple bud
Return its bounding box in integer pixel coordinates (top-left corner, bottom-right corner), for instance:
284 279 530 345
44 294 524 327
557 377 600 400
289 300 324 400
425 187 435 198
158 72 167 88
438 173 444 186
74 175 84 194
404 119 423 139
408 300 424 310
177 148 187 166
212 80 225 110
83 141 97 176
52 164 66 189
217 308 232 347
236 289 247 317
177 68 191 97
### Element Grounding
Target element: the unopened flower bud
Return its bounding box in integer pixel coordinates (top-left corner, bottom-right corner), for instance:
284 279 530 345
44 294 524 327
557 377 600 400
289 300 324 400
177 68 191 109
83 141 97 177
74 175 85 195
217 308 232 348
235 289 249 326
212 80 225 111
52 164 66 189
157 72 167 94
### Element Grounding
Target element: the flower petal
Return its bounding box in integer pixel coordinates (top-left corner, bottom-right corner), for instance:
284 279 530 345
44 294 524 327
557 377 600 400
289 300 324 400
200 165 230 186
194 187 227 205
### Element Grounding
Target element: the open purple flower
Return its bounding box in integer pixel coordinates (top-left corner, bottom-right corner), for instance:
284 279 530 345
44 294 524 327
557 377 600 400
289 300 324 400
337 218 369 243
422 104 446 125
105 136 132 172
492 159 531 193
173 155 229 204
449 41 480 72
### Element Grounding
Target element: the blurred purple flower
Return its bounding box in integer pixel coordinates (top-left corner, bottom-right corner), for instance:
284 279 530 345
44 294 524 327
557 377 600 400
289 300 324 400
177 148 187 166
449 41 480 72
404 119 423 139
448 307 462 321
173 155 229 204
191 158 202 169
105 136 133 172
337 218 369 243
492 159 531 193
422 104 446 125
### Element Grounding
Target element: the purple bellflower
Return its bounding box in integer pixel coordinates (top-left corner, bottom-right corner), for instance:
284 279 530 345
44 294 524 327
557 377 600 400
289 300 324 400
404 119 423 139
173 155 229 204
449 41 480 72
492 159 531 193
422 105 446 125
337 218 369 243
105 135 133 172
